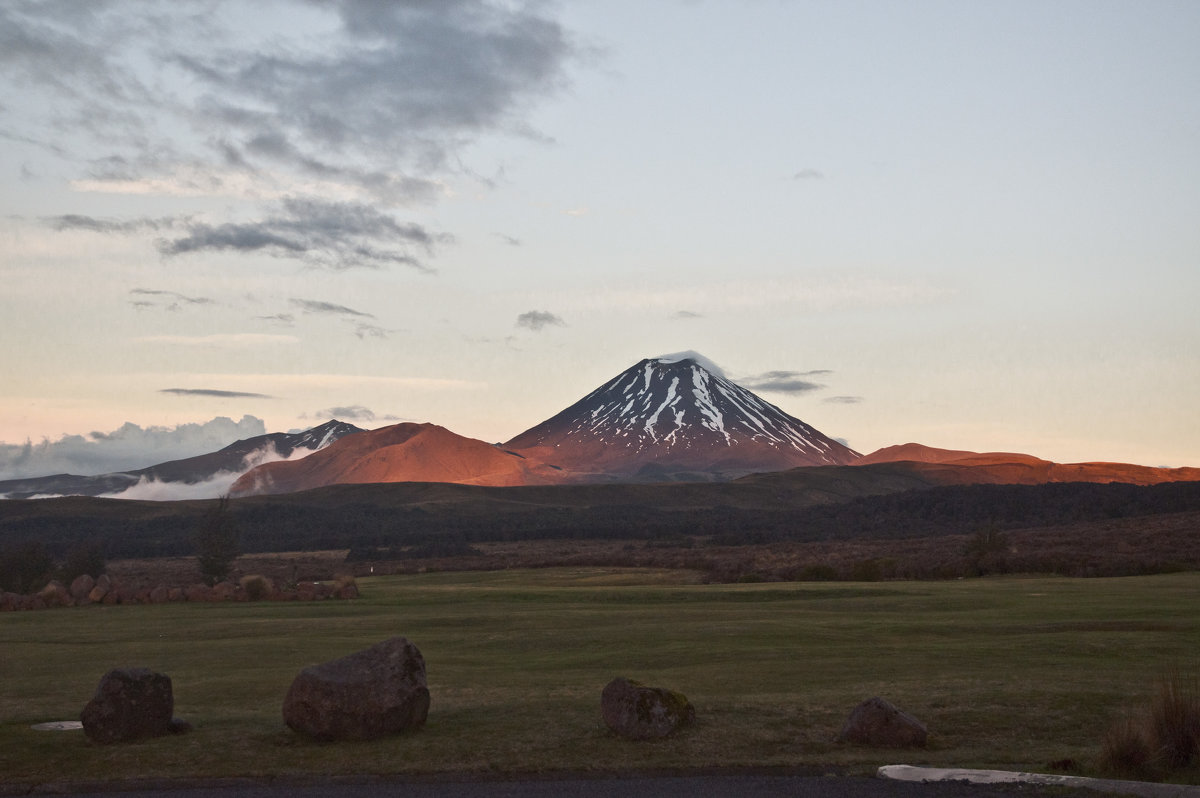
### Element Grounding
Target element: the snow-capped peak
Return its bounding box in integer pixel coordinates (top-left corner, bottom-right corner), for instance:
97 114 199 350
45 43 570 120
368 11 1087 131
505 355 860 475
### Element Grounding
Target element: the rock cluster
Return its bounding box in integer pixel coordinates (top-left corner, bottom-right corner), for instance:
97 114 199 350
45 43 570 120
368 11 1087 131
1 574 358 611
283 637 430 741
600 677 695 740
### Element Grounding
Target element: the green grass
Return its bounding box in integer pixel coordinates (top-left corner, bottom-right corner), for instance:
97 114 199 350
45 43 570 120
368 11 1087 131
2 568 1199 787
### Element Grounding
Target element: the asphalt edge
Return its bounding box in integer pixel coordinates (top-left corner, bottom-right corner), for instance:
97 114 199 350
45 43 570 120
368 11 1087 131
878 764 1200 797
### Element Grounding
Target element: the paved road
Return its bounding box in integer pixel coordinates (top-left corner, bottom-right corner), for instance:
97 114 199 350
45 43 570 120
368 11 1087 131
17 773 1109 798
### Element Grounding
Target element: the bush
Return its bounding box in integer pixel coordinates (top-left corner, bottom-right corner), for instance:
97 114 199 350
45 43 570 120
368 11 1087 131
1148 673 1200 769
58 543 105 585
795 563 840 582
0 541 54 594
1101 672 1200 779
1100 715 1155 779
194 496 241 586
239 574 272 601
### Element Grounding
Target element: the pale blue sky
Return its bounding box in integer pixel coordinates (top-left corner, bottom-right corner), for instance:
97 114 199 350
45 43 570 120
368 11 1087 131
1 0 1197 478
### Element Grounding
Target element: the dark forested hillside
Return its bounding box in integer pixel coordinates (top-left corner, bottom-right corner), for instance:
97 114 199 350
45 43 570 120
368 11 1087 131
2 475 1199 562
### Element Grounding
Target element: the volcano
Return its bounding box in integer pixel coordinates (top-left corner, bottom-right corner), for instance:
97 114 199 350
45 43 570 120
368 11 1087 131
504 354 860 480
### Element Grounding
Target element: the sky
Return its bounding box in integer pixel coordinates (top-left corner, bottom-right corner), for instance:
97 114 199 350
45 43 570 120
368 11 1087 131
2 0 1198 480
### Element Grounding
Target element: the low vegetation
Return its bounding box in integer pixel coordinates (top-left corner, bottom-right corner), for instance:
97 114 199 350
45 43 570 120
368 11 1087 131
1101 673 1200 779
2 569 1199 787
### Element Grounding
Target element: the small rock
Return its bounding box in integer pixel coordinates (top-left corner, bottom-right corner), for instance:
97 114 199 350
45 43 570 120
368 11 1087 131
80 668 175 744
283 636 429 741
601 677 695 740
836 696 927 748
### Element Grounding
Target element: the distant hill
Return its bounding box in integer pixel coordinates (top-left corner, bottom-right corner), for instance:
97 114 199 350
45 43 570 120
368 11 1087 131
230 422 568 497
858 442 1200 485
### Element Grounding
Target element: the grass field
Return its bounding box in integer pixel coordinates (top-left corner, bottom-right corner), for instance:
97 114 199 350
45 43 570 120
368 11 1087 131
2 568 1199 787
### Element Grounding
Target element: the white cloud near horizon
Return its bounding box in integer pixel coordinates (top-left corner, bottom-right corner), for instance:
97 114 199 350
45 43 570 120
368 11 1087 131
0 416 266 480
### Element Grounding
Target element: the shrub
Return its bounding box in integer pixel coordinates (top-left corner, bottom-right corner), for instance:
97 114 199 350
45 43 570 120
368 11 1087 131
1101 672 1200 779
0 541 54 594
58 543 105 585
194 496 241 586
795 563 839 582
1100 715 1155 779
1147 673 1200 769
239 574 272 601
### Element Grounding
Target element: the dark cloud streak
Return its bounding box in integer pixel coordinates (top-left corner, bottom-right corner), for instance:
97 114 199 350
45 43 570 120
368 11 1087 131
158 197 450 271
738 369 834 394
160 388 273 399
290 298 374 318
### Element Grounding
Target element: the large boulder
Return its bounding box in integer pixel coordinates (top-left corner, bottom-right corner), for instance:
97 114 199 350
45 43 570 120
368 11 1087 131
88 574 112 603
836 696 928 748
69 574 95 603
80 668 175 744
283 637 430 741
601 677 696 740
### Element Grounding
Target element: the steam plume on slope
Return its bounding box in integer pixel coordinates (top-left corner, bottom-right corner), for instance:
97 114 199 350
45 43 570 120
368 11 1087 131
98 440 318 501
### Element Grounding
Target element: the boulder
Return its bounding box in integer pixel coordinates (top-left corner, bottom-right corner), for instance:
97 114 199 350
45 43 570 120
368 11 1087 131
836 696 928 748
283 637 430 741
600 677 695 740
184 583 212 602
38 581 72 608
210 581 237 601
80 668 175 744
88 574 112 603
69 574 95 602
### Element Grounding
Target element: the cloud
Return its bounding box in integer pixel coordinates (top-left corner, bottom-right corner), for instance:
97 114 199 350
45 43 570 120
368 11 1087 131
0 415 266 480
159 197 450 271
134 334 300 347
673 310 703 319
351 322 392 340
47 215 177 234
494 233 522 246
793 168 824 180
160 388 273 399
656 351 726 378
738 370 832 394
0 2 577 270
824 396 864 404
290 298 374 318
256 313 295 326
130 288 215 311
314 405 376 422
516 310 565 331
